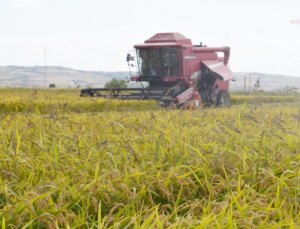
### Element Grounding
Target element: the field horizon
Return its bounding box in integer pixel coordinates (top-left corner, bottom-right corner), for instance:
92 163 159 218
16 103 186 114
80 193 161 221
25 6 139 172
1 66 300 92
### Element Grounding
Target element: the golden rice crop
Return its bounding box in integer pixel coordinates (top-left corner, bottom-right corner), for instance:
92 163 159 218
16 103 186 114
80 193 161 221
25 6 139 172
0 89 297 114
0 89 299 228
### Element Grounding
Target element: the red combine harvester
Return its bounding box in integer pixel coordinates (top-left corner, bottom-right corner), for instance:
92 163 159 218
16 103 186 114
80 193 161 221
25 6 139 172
80 33 233 108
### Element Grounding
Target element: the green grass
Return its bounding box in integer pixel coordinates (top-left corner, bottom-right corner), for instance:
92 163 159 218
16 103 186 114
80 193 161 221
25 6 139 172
0 89 300 228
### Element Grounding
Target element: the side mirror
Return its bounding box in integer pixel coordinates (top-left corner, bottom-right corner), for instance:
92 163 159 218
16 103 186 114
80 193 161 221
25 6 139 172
126 54 134 62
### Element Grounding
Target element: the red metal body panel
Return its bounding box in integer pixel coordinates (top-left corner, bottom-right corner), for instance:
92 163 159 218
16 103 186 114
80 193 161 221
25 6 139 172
201 60 233 81
145 33 192 46
134 42 179 48
131 33 232 105
193 47 230 65
175 87 195 104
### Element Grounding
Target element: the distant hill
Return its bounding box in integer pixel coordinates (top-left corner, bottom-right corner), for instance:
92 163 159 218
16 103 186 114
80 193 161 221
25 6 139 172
231 72 300 92
0 66 300 91
0 66 129 88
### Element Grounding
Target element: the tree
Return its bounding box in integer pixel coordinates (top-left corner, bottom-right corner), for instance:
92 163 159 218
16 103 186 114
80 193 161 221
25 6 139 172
253 78 261 92
49 83 56 88
104 78 127 88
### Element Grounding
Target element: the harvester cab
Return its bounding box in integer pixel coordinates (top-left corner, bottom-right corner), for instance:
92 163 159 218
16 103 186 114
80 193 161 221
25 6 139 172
80 32 233 108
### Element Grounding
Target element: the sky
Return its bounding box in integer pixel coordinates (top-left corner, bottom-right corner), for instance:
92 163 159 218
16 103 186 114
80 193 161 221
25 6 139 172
0 0 299 76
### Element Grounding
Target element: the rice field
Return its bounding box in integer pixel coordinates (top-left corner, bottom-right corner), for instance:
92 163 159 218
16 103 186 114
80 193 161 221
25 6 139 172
0 89 300 228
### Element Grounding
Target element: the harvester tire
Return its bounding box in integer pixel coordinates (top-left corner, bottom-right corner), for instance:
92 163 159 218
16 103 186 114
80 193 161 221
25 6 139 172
216 91 231 107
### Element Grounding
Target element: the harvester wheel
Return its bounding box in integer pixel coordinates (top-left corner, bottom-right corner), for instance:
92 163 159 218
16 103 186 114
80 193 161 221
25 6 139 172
216 91 231 107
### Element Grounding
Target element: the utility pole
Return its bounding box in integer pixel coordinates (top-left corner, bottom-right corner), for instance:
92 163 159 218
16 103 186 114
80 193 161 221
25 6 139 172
43 49 47 67
248 73 252 92
43 49 47 77
244 76 247 92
